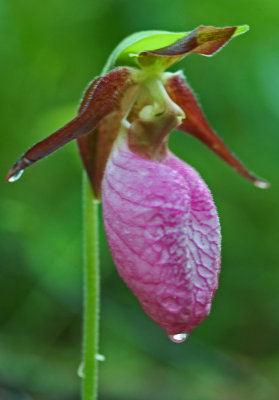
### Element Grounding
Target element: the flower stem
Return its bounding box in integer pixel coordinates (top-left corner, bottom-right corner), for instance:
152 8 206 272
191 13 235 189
82 172 100 400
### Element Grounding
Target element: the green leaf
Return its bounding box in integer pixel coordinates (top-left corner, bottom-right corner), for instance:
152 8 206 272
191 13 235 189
103 25 249 74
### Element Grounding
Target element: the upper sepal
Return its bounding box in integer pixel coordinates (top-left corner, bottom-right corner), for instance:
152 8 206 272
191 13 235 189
105 25 249 72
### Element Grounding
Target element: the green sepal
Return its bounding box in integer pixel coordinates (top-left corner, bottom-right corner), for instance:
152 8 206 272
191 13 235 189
103 30 187 73
103 25 249 74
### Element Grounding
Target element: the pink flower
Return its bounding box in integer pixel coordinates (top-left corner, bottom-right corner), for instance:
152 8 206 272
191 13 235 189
102 139 221 341
7 26 268 341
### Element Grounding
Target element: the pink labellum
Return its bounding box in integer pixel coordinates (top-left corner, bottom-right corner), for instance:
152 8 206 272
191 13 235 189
102 139 221 336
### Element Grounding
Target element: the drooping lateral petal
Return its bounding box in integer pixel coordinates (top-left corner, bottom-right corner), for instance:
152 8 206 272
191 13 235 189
164 72 269 188
102 138 221 336
7 67 137 182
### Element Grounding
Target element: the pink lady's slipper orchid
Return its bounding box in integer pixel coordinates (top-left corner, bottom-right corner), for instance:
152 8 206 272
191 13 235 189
7 26 268 342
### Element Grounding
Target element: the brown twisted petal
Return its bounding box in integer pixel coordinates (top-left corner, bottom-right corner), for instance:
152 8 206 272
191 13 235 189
7 67 137 182
143 26 236 57
164 72 269 187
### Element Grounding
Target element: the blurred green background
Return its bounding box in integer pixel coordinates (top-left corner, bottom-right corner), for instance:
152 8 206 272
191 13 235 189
1 0 279 399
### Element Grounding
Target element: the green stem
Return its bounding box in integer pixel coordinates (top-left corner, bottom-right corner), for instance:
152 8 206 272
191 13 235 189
82 171 100 400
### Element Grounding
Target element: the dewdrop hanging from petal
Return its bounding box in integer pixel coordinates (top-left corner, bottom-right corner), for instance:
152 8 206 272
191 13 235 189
7 25 269 341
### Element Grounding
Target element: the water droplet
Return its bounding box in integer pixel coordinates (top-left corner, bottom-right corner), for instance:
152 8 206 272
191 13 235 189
8 169 24 182
254 179 270 189
168 333 188 343
77 354 105 377
77 362 84 378
96 353 105 362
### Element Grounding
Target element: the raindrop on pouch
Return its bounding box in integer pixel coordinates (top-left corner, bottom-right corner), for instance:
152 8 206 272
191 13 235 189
168 333 188 343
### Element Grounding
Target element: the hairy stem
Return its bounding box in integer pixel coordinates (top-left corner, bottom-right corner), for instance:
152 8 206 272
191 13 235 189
82 172 100 400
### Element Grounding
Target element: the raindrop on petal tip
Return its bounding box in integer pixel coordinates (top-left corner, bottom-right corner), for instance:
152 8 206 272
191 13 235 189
168 333 188 343
8 169 24 182
254 180 270 189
